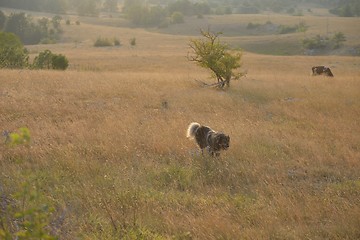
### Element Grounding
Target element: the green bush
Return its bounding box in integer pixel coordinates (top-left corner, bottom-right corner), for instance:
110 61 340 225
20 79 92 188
302 35 328 50
129 37 136 47
94 37 113 47
0 182 56 239
278 24 297 34
278 22 308 34
32 50 54 69
51 54 69 70
94 37 122 47
246 22 261 30
7 127 31 146
0 32 29 68
32 49 69 70
1 128 56 239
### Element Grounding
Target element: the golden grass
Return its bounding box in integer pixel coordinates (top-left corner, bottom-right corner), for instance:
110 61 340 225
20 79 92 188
1 57 359 238
1 11 360 239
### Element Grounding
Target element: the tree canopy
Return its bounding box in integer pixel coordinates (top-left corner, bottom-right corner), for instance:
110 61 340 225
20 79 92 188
188 29 243 89
1 12 63 45
0 32 29 68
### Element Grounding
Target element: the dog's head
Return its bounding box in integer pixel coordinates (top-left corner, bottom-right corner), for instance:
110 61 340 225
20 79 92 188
212 133 230 151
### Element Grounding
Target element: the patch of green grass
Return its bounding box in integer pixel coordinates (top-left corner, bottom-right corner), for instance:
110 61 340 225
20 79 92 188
239 87 274 105
151 165 195 191
331 180 360 197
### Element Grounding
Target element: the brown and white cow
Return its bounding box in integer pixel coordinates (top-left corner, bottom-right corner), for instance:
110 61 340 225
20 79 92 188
311 66 334 77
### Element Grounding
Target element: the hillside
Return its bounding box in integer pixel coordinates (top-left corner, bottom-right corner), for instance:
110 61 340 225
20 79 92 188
1 9 360 239
68 12 360 56
1 6 359 56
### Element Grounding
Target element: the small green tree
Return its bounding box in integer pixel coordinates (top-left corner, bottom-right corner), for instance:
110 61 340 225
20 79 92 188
33 49 53 69
188 29 243 89
0 32 29 69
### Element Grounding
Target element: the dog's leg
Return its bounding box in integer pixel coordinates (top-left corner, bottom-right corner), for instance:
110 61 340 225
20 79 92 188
209 148 215 157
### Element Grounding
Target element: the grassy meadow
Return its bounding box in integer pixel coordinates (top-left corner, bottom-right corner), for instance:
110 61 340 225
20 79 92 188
1 10 360 239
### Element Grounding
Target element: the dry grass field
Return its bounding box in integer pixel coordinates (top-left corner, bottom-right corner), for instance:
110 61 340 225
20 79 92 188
1 10 360 239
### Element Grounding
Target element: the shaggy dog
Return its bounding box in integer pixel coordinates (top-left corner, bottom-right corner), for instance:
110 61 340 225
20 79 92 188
187 122 230 156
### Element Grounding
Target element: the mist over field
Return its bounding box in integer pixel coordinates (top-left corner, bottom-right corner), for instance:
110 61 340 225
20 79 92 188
0 0 359 239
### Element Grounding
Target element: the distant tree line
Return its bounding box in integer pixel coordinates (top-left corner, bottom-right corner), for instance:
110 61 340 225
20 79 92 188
121 0 212 27
0 0 118 16
329 0 360 17
1 0 358 19
0 10 63 45
0 0 67 14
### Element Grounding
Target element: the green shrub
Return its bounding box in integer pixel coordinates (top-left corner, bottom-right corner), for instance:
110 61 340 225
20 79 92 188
7 127 31 146
51 54 69 70
32 50 53 69
0 32 29 68
247 22 261 30
278 24 297 34
130 37 136 47
94 37 113 47
1 128 56 238
0 182 56 239
302 35 328 50
32 49 69 70
278 22 308 34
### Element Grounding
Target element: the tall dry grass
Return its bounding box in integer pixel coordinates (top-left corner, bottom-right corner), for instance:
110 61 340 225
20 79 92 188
1 10 360 239
1 52 359 238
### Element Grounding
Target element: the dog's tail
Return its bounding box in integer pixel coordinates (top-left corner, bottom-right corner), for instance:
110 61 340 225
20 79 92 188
187 122 200 139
